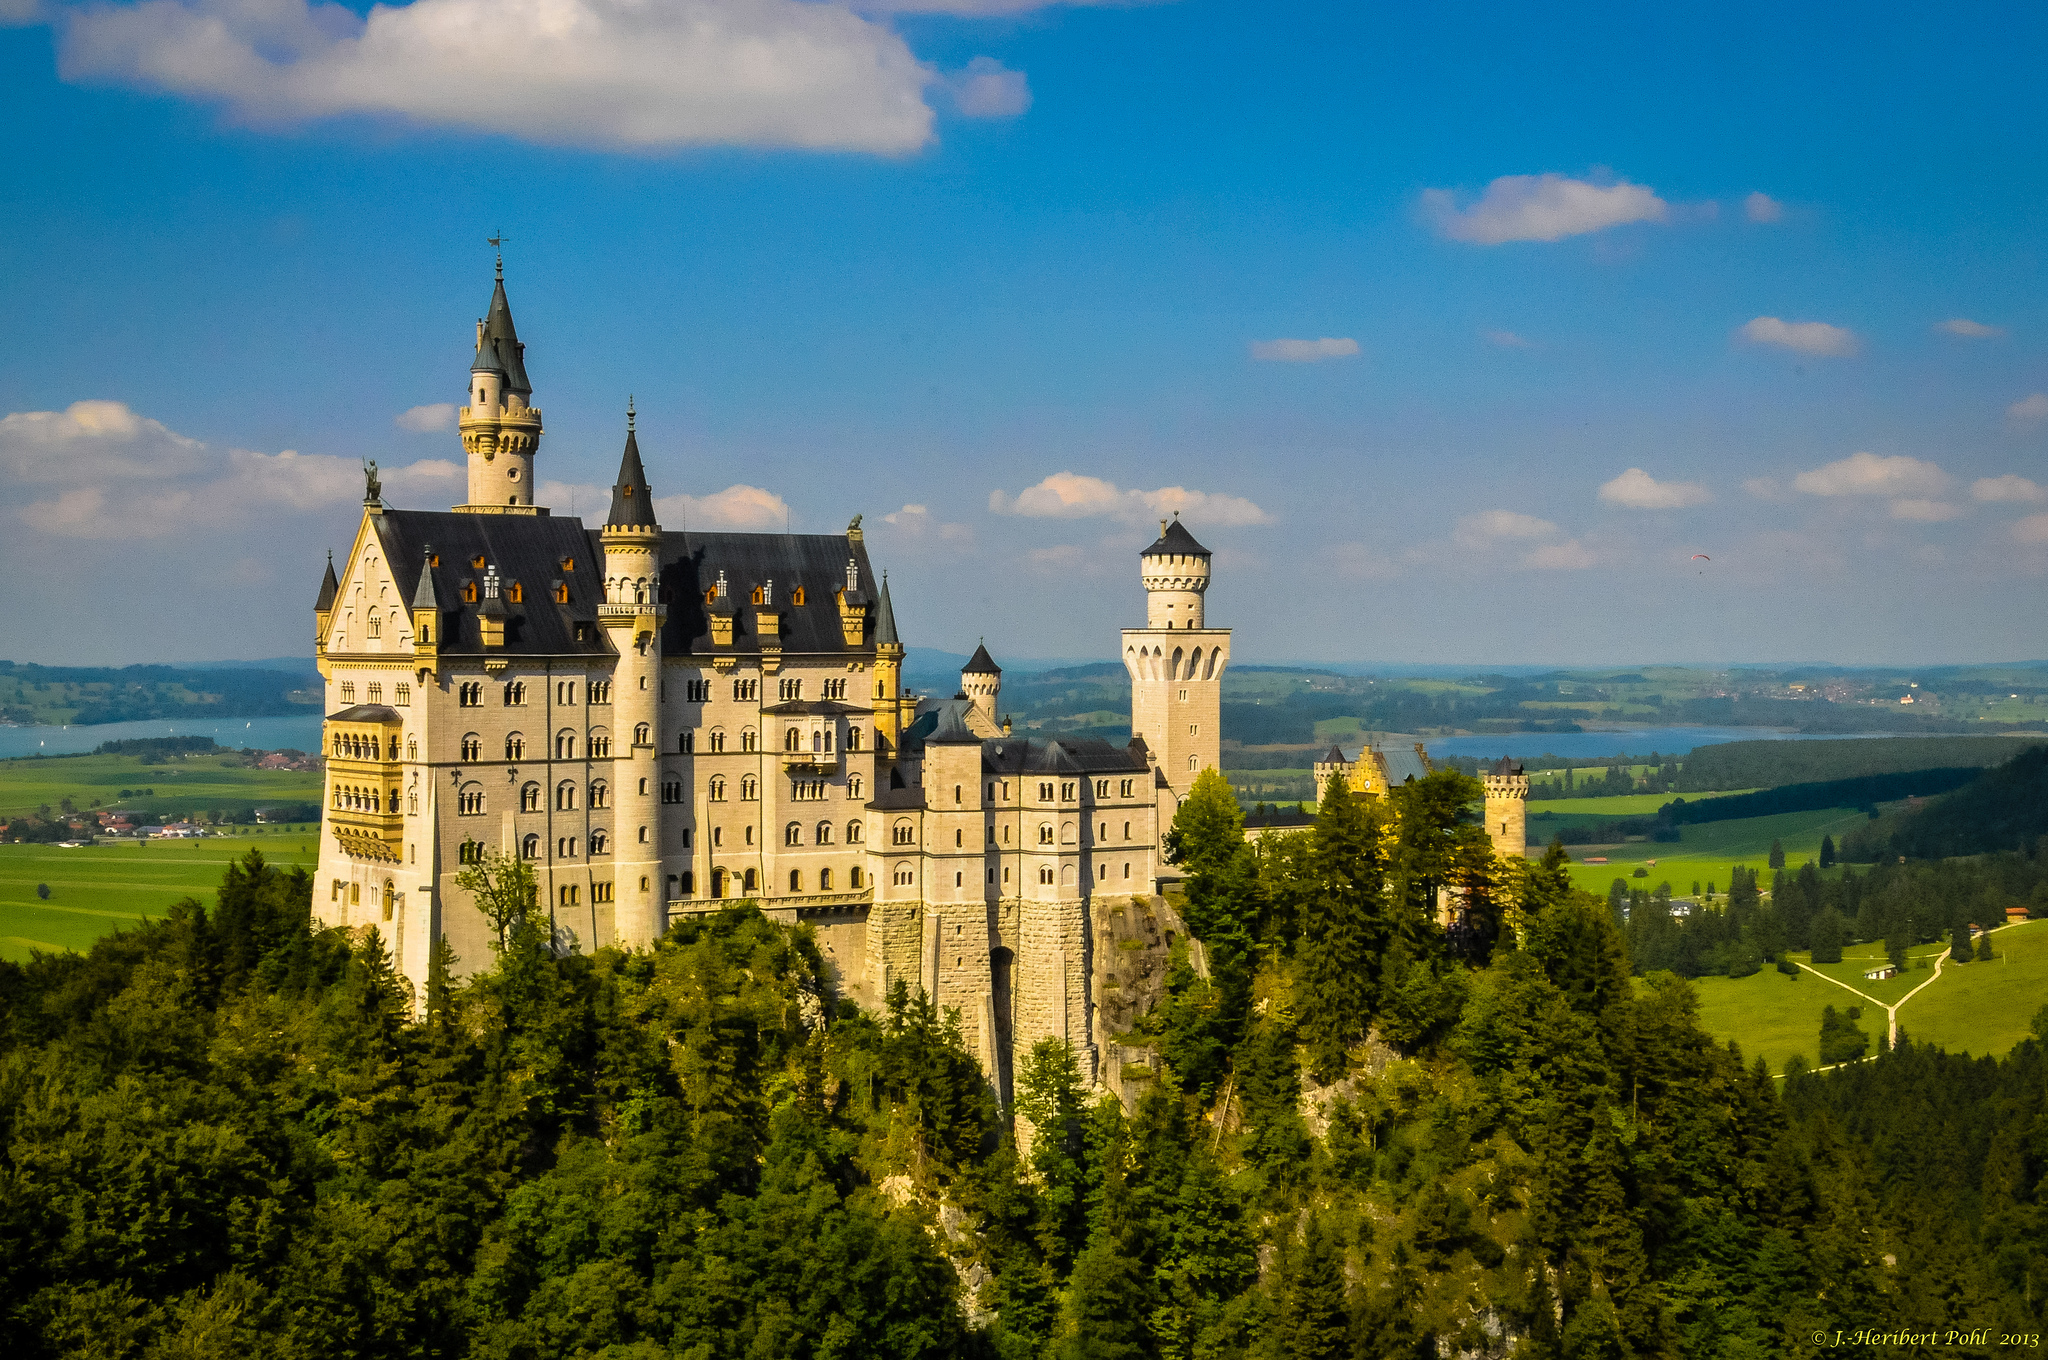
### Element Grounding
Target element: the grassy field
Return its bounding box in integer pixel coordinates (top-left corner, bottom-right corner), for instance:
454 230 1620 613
1680 968 1843 1074
1895 919 2048 1057
1560 806 1869 898
0 834 319 962
0 752 323 820
1528 790 1755 818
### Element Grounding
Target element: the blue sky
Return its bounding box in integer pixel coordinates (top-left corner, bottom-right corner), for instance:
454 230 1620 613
3 0 2047 668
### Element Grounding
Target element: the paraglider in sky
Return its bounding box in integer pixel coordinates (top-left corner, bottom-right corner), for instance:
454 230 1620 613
1690 554 1710 561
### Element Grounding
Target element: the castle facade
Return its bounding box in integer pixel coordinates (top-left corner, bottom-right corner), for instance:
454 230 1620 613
313 265 1224 1091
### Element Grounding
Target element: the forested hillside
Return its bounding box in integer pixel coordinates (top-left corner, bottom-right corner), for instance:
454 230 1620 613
1843 744 2048 863
0 661 319 726
1 783 2042 1358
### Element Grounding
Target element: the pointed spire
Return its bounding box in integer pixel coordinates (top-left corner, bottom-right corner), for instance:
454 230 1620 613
964 640 1000 675
470 264 531 394
315 550 339 612
411 545 440 609
606 405 655 529
874 572 899 646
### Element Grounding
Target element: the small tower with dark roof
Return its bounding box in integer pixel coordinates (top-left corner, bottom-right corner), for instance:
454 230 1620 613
1482 756 1529 860
315 550 340 662
961 640 1002 735
1122 514 1231 801
872 574 906 754
457 254 545 514
598 402 667 948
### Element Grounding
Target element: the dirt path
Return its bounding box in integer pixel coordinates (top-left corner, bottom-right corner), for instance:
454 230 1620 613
1794 919 2037 1047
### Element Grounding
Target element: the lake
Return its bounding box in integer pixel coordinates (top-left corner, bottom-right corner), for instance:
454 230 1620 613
1424 726 1896 762
0 715 327 760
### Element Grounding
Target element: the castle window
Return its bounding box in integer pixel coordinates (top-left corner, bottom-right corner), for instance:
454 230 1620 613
575 624 590 643
505 734 524 761
848 775 863 799
741 728 758 753
366 682 383 703
459 682 482 707
560 557 575 572
471 555 486 569
679 730 695 753
507 581 523 604
850 866 863 888
1061 782 1076 801
848 821 863 844
751 586 763 605
817 821 833 845
987 827 995 844
709 777 726 801
823 678 846 700
820 868 832 890
340 682 356 704
785 727 801 752
790 870 803 892
1179 688 1187 701
955 829 963 847
1124 862 1132 879
687 680 711 703
1120 779 1133 798
591 829 608 854
462 580 478 604
367 615 381 638
779 678 802 700
894 864 914 886
792 587 805 606
521 782 541 811
1189 723 1198 736
1188 756 1198 771
893 820 914 846
408 790 418 814
589 782 608 809
458 785 484 816
680 829 691 848
521 834 540 860
590 681 611 703
662 780 684 804
407 737 418 760
557 836 577 858
740 776 758 801
554 581 569 604
1124 821 1131 839
954 784 962 805
1039 867 1053 884
559 885 580 907
709 728 726 753
461 734 481 761
556 781 577 811
1061 822 1076 844
633 723 650 746
1038 782 1053 801
555 730 576 759
395 683 411 706
593 881 613 903
1038 823 1053 845
785 822 803 847
504 680 526 705
733 679 758 702
846 727 861 752
743 868 757 894
458 839 484 864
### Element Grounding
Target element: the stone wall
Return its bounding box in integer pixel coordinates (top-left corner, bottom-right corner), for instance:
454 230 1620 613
1088 893 1196 1107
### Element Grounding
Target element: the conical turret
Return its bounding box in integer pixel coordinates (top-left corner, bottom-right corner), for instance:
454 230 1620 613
457 258 544 514
606 406 656 530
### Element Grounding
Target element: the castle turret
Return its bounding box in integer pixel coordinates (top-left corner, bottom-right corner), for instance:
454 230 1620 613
457 255 545 514
1483 757 1529 860
873 574 905 755
1122 516 1230 801
961 641 1002 735
598 406 665 947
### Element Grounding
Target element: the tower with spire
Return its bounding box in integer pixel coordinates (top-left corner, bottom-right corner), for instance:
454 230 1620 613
599 402 666 948
457 254 545 513
1122 515 1231 802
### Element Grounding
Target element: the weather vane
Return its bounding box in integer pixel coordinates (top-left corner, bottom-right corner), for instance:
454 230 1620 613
487 230 509 277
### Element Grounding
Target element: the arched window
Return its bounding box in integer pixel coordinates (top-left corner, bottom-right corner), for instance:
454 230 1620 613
504 680 525 705
785 727 801 752
458 784 484 816
406 736 417 760
521 833 540 859
850 866 864 888
1061 864 1076 887
893 862 915 886
1061 822 1076 844
848 820 864 844
591 829 608 854
521 782 541 811
1039 867 1053 884
679 730 694 753
555 730 576 759
711 868 727 898
709 728 726 753
461 733 481 761
709 776 726 801
816 820 833 845
848 775 864 800
743 868 757 894
1038 823 1053 845
785 822 803 847
741 728 758 753
367 614 381 638
556 781 577 811
504 733 524 761
587 729 611 758
1188 755 1198 771
589 782 608 809
741 776 758 801
634 723 650 746
846 727 862 752
820 867 833 890
893 819 915 846
812 730 824 753
789 869 802 893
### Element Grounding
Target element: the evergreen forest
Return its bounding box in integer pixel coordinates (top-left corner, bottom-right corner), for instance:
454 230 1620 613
1 770 2043 1359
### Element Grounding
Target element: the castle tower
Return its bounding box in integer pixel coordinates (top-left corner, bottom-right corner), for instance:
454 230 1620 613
1121 517 1230 802
599 407 666 947
872 575 906 755
961 642 1002 735
456 256 545 514
1482 757 1529 859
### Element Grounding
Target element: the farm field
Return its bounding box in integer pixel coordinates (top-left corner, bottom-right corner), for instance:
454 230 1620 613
0 834 318 962
1558 806 1869 898
0 752 323 820
1893 919 2048 1057
1676 968 1842 1075
1528 790 1753 817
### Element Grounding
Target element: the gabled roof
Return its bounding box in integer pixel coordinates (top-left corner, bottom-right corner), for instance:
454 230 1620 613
1141 517 1210 558
315 552 339 612
925 697 983 745
470 268 532 395
606 423 655 529
963 642 1001 675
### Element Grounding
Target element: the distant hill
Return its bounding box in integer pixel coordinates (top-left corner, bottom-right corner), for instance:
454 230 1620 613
0 661 320 727
1841 743 2048 861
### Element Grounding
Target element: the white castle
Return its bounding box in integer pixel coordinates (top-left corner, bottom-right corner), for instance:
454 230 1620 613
312 263 1228 1090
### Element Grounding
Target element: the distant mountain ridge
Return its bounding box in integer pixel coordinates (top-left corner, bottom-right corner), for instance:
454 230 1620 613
0 660 320 727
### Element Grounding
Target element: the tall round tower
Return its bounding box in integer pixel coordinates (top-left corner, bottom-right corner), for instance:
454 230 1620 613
1482 757 1529 860
1121 516 1230 801
598 406 666 947
457 255 544 514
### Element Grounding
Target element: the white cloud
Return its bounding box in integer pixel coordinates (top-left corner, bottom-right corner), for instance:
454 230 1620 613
1523 539 1598 570
1249 337 1359 363
55 0 944 154
941 56 1029 117
2013 514 2048 545
1937 318 2004 338
1 0 42 24
879 501 972 542
1973 475 2046 503
1598 467 1711 510
1454 509 1557 546
395 402 456 432
1421 173 1667 245
1738 316 1859 357
1744 191 1783 223
2007 393 2048 420
1889 499 1963 522
856 0 1125 10
989 472 1271 527
1793 452 1947 499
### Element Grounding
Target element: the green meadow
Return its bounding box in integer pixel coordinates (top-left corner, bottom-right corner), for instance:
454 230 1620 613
1559 806 1870 899
1527 790 1755 818
0 834 319 962
0 751 324 820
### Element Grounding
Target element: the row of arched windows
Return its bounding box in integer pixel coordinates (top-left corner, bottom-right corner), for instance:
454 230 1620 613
332 733 398 760
782 820 865 846
331 785 400 813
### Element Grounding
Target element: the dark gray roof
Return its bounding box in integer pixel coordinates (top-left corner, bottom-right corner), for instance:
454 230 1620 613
926 698 982 746
980 736 1149 776
316 552 339 612
373 510 611 658
1141 517 1210 559
606 425 655 529
1378 742 1433 786
655 532 883 658
1490 756 1525 776
963 642 1000 675
328 703 402 723
1323 744 1346 763
470 270 532 395
873 575 900 647
761 699 867 716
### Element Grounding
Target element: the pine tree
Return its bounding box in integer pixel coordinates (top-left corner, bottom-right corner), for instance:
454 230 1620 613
1283 1214 1349 1360
1299 772 1385 1081
1768 838 1785 870
1949 921 1973 963
1809 907 1845 964
1819 834 1836 869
